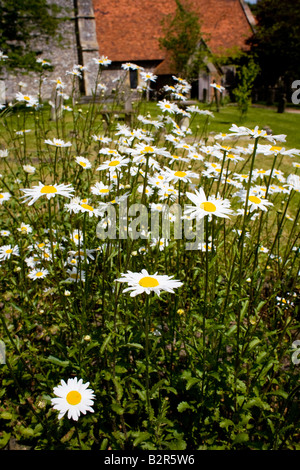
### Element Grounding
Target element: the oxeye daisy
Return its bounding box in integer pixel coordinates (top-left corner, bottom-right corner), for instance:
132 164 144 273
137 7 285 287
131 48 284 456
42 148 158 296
91 181 112 196
70 229 83 245
0 244 19 260
210 83 225 93
17 222 33 234
78 201 106 218
286 174 300 192
163 167 199 184
157 99 179 114
150 238 169 251
15 92 39 107
44 138 72 148
0 192 11 204
96 156 130 172
93 56 112 66
115 269 183 297
51 377 95 421
185 188 233 220
28 268 49 281
0 230 10 237
23 164 36 174
65 267 86 283
0 149 8 158
75 156 92 169
235 189 274 212
140 71 157 82
20 182 74 205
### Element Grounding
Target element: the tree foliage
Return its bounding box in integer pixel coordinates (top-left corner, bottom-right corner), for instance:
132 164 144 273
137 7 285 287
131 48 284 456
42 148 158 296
233 59 260 121
0 0 64 71
159 0 208 80
247 0 300 87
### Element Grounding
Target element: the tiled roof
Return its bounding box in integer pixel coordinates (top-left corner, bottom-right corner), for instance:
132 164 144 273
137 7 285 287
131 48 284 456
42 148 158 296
92 0 254 64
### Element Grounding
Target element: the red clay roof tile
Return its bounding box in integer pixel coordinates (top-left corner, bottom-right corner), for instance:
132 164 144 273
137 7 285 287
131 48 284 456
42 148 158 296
92 0 254 63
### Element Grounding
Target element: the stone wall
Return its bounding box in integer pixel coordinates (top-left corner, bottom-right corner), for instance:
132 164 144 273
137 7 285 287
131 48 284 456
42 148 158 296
0 0 100 103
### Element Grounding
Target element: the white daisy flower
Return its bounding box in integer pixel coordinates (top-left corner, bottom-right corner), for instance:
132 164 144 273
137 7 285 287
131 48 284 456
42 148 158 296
44 138 72 148
36 58 51 66
228 124 286 143
0 149 8 158
17 223 33 234
235 189 274 212
96 156 130 173
91 181 112 196
92 135 112 144
121 62 141 70
210 83 225 92
65 267 86 283
185 188 233 220
51 77 65 89
67 249 95 264
20 182 74 205
0 192 11 204
157 99 179 114
93 56 112 66
140 71 157 82
0 244 19 260
23 164 36 174
51 377 95 421
15 92 39 107
150 238 169 251
286 174 300 192
28 268 49 281
75 156 92 169
115 269 183 297
70 229 83 245
0 230 10 237
16 129 31 135
163 167 199 184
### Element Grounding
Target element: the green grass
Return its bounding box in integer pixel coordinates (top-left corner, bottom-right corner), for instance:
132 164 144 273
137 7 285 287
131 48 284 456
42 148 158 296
142 101 300 149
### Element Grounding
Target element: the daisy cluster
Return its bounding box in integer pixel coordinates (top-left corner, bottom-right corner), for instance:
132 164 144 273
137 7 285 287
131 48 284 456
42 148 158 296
0 64 299 285
0 55 299 439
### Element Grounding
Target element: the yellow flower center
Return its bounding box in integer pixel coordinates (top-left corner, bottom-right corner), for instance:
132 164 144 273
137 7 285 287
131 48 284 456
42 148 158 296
38 243 45 248
0 194 3 199
249 195 261 204
66 390 82 406
270 146 282 152
200 201 217 212
174 171 187 178
24 96 30 101
80 161 87 167
5 249 12 254
40 185 57 194
108 160 120 167
81 203 94 211
35 271 44 277
99 188 109 193
143 146 154 153
257 170 266 174
139 276 159 288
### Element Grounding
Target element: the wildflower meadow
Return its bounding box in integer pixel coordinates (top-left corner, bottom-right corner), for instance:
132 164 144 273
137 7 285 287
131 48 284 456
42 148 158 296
0 58 299 451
